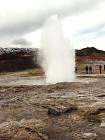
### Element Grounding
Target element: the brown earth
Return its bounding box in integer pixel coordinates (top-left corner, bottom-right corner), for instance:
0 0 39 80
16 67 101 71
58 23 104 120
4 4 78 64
0 72 105 139
76 47 105 62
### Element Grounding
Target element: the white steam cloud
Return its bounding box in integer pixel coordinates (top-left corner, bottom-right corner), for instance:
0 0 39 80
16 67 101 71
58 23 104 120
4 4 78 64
39 15 75 84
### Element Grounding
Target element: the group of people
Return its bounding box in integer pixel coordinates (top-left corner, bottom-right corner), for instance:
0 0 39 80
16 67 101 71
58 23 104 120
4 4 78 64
85 65 103 74
85 66 92 74
75 65 105 74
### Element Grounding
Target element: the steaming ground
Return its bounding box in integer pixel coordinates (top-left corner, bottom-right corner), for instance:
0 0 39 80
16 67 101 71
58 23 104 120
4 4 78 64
0 71 105 139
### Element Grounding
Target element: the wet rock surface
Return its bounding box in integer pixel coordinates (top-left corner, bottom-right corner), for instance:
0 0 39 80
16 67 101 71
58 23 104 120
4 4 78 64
0 76 105 139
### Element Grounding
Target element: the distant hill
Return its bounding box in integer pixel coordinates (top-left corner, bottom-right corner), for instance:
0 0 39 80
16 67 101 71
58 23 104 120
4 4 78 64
76 47 105 56
0 47 105 72
0 48 38 72
76 47 105 62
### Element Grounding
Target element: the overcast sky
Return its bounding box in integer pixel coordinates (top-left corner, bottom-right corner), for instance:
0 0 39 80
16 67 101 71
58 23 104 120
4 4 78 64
0 0 105 50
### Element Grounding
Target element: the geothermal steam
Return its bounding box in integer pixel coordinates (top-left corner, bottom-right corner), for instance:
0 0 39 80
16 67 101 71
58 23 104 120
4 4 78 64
39 15 75 84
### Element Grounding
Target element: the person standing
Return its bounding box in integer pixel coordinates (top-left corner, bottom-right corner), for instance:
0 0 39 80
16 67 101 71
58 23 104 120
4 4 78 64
85 66 88 74
104 65 105 71
99 65 102 74
75 67 77 73
89 66 92 74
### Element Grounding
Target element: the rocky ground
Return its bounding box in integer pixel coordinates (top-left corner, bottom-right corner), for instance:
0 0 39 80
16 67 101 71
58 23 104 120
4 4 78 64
0 73 105 139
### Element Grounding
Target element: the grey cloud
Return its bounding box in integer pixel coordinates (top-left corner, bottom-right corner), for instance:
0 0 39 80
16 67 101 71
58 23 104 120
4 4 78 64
77 22 105 36
0 0 104 37
75 22 105 42
12 38 32 46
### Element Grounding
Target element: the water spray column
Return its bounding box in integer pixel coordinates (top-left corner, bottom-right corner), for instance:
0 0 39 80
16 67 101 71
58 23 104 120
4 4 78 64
40 15 75 84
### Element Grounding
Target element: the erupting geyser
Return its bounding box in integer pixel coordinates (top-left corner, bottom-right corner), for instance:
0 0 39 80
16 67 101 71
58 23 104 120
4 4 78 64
39 15 75 84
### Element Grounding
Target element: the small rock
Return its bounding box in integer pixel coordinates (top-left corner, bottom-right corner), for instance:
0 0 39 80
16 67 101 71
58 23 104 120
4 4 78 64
20 119 46 129
95 127 105 136
100 121 105 127
48 105 77 116
13 129 31 140
47 89 54 93
82 132 97 139
0 121 20 129
13 128 47 140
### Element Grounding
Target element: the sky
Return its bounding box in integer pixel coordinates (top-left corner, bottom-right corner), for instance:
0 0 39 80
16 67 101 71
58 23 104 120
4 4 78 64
0 0 105 50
